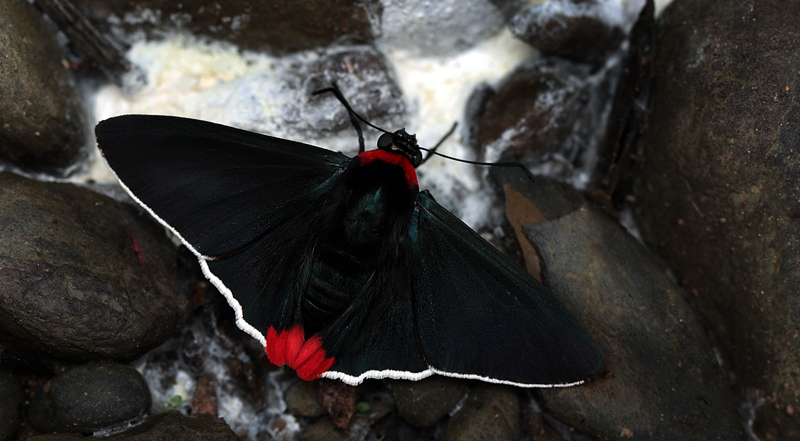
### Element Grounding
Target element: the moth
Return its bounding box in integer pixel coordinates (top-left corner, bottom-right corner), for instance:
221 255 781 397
96 88 601 387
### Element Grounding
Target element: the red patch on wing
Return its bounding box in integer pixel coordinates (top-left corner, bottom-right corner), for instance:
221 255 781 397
266 325 335 381
356 150 418 189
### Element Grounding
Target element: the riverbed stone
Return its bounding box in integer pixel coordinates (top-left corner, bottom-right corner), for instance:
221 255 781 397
0 367 24 441
0 172 191 361
72 0 376 55
0 1 88 172
495 174 746 440
636 0 800 438
439 384 519 441
27 362 151 434
387 376 468 427
27 412 238 441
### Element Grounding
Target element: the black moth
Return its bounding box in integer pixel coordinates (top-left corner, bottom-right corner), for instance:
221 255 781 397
95 89 601 387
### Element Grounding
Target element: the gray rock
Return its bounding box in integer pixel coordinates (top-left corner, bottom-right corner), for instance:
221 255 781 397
293 46 405 135
0 367 24 441
439 384 519 441
0 172 191 361
474 57 613 182
0 1 88 172
72 0 376 55
506 0 624 62
27 412 239 441
300 418 349 441
636 0 800 438
28 362 151 434
387 376 468 427
502 176 745 440
285 381 324 418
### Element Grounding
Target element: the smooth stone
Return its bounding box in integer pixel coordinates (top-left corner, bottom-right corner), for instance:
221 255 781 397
295 45 405 134
473 56 613 182
300 418 349 441
505 0 625 63
0 172 191 361
439 384 520 441
72 0 375 55
0 367 24 441
503 175 746 440
0 0 87 172
387 376 468 427
27 412 239 441
27 362 151 434
285 381 324 419
637 0 800 438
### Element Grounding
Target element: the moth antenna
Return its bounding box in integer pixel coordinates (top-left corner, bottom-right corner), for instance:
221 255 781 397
418 145 537 185
420 122 458 164
312 83 392 153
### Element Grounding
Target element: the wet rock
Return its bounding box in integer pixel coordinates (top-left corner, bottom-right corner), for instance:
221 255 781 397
0 1 87 172
0 172 191 361
504 0 625 63
387 376 468 427
636 0 800 438
498 175 745 440
73 0 376 55
439 384 519 441
300 418 349 441
28 362 151 434
285 381 324 418
27 412 238 441
473 57 613 183
528 409 562 441
297 46 405 134
378 0 506 56
318 380 358 430
0 367 24 441
189 377 217 416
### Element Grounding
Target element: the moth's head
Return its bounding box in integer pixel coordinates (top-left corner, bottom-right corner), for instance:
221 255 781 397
377 129 423 168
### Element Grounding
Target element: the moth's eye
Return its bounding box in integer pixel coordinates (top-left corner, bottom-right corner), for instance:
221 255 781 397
377 133 394 150
412 151 423 168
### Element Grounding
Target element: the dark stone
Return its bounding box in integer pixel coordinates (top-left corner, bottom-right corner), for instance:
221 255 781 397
318 380 358 430
0 172 191 361
27 412 238 441
72 0 377 55
636 0 800 438
473 57 612 182
439 384 519 441
506 0 625 63
498 175 745 440
27 362 151 434
387 376 468 427
0 367 24 441
300 418 349 441
285 381 324 418
0 1 87 172
294 45 405 135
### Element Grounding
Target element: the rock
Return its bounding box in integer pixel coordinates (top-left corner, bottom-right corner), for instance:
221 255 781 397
636 0 800 438
27 412 239 441
505 0 625 63
0 172 191 361
318 380 358 430
0 367 24 441
72 0 376 55
27 362 151 434
295 45 405 135
378 0 506 56
0 0 87 172
498 175 745 440
473 57 613 183
387 376 468 427
439 384 519 441
285 381 324 418
300 418 349 441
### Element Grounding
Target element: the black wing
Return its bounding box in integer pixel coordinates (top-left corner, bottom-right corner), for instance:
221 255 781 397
96 115 350 342
409 191 602 387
